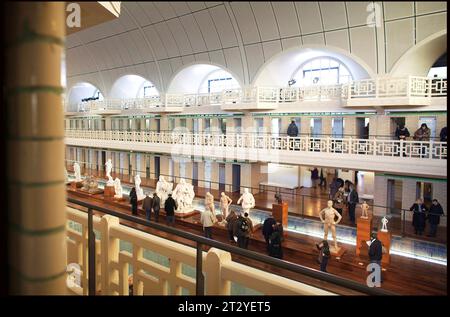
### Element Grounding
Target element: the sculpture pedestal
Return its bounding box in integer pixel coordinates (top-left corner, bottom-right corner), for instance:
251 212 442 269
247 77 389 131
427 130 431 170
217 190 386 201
378 230 392 266
104 185 115 199
329 246 346 259
356 215 373 257
272 202 288 236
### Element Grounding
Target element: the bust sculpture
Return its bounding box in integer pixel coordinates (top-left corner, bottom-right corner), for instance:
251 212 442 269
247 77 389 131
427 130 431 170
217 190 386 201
381 216 389 232
156 176 173 208
237 188 255 214
219 192 233 218
105 159 112 179
114 178 123 199
134 174 145 201
172 178 195 213
274 193 282 204
319 200 342 251
360 201 369 219
73 162 82 182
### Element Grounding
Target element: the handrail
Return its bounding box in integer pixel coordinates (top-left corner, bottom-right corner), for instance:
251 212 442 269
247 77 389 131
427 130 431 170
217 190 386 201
67 196 396 295
64 76 447 112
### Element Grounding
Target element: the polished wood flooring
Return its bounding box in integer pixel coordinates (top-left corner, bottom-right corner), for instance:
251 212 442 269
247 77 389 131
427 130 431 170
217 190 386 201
67 189 447 296
68 164 447 244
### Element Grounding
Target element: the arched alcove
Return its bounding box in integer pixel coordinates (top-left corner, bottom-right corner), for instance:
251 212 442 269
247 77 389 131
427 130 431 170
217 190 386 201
390 30 447 77
109 74 159 99
166 63 242 94
66 82 104 111
252 45 373 87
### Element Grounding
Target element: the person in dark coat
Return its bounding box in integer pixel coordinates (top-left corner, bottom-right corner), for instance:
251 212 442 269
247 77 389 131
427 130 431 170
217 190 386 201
164 193 177 226
316 240 331 272
142 193 153 221
427 199 444 237
268 223 283 259
152 193 161 222
129 187 138 215
287 120 299 137
225 209 238 243
329 177 339 200
410 198 426 235
262 216 277 253
439 126 447 142
395 124 410 140
310 168 319 188
368 232 383 283
347 184 359 225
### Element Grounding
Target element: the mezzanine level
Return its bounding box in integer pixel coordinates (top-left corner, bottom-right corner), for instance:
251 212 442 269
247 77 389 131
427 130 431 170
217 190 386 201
64 76 447 115
65 130 447 178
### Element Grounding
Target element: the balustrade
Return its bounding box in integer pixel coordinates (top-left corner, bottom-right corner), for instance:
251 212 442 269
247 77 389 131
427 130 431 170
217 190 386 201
65 76 446 113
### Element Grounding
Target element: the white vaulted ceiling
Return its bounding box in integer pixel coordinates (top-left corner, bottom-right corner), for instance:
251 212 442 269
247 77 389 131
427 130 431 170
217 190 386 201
65 1 447 97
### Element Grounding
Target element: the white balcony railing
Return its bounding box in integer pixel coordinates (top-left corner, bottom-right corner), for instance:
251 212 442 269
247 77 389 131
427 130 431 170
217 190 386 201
65 129 447 161
67 207 333 295
65 76 447 113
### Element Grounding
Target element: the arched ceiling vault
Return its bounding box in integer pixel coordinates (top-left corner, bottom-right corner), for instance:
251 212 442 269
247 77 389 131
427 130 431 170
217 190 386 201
66 1 447 96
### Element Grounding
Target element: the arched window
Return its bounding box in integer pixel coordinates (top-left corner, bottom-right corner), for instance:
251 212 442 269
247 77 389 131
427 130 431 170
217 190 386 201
427 53 447 78
198 69 240 94
291 57 352 86
137 80 159 98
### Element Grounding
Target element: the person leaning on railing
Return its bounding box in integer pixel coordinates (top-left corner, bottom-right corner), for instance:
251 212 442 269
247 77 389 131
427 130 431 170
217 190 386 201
413 123 431 158
427 199 444 238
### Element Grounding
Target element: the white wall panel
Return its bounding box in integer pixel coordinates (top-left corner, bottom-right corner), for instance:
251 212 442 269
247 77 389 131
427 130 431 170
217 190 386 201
167 19 193 56
272 2 301 38
209 50 227 67
231 2 261 44
319 2 348 31
153 2 177 20
251 2 279 41
325 29 350 52
346 1 372 27
142 25 168 60
349 26 377 75
416 12 447 42
415 1 447 14
179 15 208 53
384 2 414 20
209 5 238 48
262 40 282 62
223 47 245 84
244 43 265 82
385 18 415 71
295 2 323 34
154 23 180 58
302 33 325 46
194 10 222 50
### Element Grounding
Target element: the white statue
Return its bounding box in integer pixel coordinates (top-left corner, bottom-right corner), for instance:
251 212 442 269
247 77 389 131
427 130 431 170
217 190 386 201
172 178 195 213
105 159 112 178
237 188 255 215
220 192 232 218
319 200 342 251
156 176 173 208
134 174 145 201
360 201 369 219
73 162 82 182
205 192 215 213
113 178 123 199
381 216 389 232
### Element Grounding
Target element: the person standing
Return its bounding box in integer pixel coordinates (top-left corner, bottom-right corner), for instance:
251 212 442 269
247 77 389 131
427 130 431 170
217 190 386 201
368 232 383 283
225 209 238 243
410 198 426 235
413 123 431 157
319 168 327 188
164 193 177 226
395 124 410 140
427 199 444 237
287 120 299 137
262 215 277 253
329 177 339 200
129 187 138 216
142 193 153 221
316 240 331 272
268 223 283 259
236 213 253 249
200 206 217 239
347 184 359 225
152 192 161 222
310 168 319 188
333 186 345 216
439 126 447 142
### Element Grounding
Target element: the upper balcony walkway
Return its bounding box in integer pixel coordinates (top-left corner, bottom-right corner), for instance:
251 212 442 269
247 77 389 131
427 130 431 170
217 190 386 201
65 129 447 178
64 76 447 115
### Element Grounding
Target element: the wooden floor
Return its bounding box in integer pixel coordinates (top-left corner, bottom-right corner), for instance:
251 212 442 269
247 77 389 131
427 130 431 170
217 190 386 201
68 164 447 244
67 188 447 295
